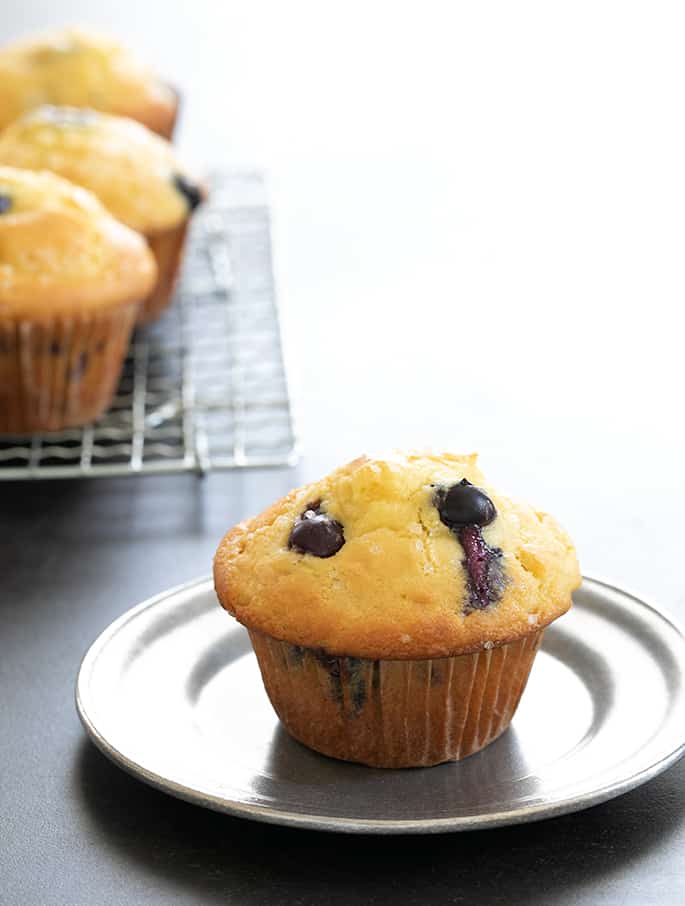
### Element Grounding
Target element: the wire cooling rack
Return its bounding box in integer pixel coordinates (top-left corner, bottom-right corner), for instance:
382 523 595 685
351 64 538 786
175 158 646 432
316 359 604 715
0 172 298 480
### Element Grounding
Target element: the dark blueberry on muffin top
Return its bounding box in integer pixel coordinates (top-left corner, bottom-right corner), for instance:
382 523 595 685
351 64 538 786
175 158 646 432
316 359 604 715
434 479 504 613
289 502 345 558
434 479 497 529
172 173 203 212
0 194 12 214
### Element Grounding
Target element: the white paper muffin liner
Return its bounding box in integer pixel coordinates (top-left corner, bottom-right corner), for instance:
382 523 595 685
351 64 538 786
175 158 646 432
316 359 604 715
248 628 544 768
140 221 189 324
0 301 139 433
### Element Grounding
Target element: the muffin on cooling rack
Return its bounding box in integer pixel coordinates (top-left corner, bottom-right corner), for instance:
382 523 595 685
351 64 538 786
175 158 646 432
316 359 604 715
0 166 156 433
0 27 178 138
214 452 581 768
0 106 205 323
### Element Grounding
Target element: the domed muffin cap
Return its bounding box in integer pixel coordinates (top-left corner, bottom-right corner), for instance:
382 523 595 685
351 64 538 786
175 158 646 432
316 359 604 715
0 107 204 234
214 452 581 659
0 27 175 134
0 166 157 318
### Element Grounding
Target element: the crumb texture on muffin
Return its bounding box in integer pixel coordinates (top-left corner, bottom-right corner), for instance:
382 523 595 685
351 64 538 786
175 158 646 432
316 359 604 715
0 27 175 134
214 452 581 659
0 166 156 316
0 107 200 233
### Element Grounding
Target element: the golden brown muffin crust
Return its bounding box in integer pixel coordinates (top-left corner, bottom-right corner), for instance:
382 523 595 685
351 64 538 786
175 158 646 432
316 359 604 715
0 27 176 134
214 452 581 658
0 107 201 233
0 166 157 317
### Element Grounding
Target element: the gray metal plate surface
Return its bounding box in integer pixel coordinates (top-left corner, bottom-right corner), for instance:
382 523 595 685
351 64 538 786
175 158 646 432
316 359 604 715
76 576 685 833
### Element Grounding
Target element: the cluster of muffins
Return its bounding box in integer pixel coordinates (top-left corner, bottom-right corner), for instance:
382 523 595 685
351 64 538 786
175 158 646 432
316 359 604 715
214 452 581 768
0 27 205 433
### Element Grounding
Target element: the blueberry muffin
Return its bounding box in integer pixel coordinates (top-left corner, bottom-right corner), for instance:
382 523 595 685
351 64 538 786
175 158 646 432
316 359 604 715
214 452 581 768
0 27 178 138
0 166 156 433
0 107 204 322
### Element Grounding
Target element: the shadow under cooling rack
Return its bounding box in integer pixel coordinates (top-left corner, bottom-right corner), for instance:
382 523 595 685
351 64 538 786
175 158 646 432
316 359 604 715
0 172 299 480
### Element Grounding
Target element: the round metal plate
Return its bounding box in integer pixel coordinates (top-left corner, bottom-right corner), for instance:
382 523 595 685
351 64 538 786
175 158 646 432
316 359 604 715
76 576 685 834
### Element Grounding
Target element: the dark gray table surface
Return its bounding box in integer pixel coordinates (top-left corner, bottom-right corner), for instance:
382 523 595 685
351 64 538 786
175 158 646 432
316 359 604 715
3 2 685 903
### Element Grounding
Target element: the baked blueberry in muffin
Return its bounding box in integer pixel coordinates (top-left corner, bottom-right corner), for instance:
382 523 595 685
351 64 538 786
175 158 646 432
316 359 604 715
172 173 204 213
288 502 345 558
434 479 505 612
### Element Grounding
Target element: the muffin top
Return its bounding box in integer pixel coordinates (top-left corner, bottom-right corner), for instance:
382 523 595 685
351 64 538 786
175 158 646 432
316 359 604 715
214 452 581 659
0 166 157 317
0 107 204 233
0 27 175 134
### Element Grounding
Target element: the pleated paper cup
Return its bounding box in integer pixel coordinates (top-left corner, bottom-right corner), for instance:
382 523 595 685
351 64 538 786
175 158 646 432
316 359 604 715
0 301 139 434
248 629 544 768
139 221 189 324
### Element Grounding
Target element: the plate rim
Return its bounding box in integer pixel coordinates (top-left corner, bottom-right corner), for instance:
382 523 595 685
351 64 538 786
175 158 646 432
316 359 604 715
75 575 685 834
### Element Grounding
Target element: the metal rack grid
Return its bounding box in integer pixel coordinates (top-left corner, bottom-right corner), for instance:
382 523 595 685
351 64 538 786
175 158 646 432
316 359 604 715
0 172 298 480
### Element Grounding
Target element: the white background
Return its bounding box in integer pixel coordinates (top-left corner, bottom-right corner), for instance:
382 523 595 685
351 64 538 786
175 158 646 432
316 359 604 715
1 1 683 606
